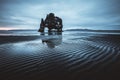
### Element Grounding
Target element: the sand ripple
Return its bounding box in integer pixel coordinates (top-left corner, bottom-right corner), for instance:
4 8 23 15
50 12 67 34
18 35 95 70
0 34 120 80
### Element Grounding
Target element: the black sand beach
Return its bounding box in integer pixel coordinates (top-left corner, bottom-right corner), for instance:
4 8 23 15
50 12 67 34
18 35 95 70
0 30 120 80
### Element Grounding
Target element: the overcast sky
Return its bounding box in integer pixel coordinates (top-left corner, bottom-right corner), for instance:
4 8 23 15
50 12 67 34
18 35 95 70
0 0 120 30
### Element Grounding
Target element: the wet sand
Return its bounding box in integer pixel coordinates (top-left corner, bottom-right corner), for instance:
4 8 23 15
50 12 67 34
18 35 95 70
0 31 120 80
0 36 40 44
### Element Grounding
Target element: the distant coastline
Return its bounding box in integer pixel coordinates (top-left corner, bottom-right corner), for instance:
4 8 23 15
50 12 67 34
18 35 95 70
0 29 120 35
65 29 120 33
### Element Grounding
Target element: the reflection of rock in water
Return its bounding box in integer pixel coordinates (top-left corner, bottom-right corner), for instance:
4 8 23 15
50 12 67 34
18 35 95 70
41 32 62 48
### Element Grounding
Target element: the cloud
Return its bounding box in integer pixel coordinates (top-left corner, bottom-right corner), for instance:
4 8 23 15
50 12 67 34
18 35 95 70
0 0 120 30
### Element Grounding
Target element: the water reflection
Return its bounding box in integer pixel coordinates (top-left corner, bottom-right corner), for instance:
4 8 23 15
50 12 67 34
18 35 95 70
40 32 62 48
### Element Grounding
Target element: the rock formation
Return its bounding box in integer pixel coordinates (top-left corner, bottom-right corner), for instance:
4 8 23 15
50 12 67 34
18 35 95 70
38 13 63 32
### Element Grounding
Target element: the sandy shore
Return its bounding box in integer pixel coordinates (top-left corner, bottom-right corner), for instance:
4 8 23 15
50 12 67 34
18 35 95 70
0 31 120 80
0 36 40 44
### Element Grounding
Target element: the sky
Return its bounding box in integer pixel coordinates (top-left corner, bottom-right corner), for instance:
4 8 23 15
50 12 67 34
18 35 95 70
0 0 120 30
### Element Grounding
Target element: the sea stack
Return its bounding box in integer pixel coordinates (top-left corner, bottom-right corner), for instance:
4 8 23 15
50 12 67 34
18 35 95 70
38 13 63 32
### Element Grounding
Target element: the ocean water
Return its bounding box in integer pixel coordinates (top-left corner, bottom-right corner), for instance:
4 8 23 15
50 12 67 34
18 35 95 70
0 29 120 36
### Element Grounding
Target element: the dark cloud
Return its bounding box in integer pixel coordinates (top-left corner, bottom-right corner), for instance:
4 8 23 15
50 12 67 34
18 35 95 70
0 0 120 30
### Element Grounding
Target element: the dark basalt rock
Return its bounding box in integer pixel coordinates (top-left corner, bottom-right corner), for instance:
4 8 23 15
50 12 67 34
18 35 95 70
38 13 63 32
